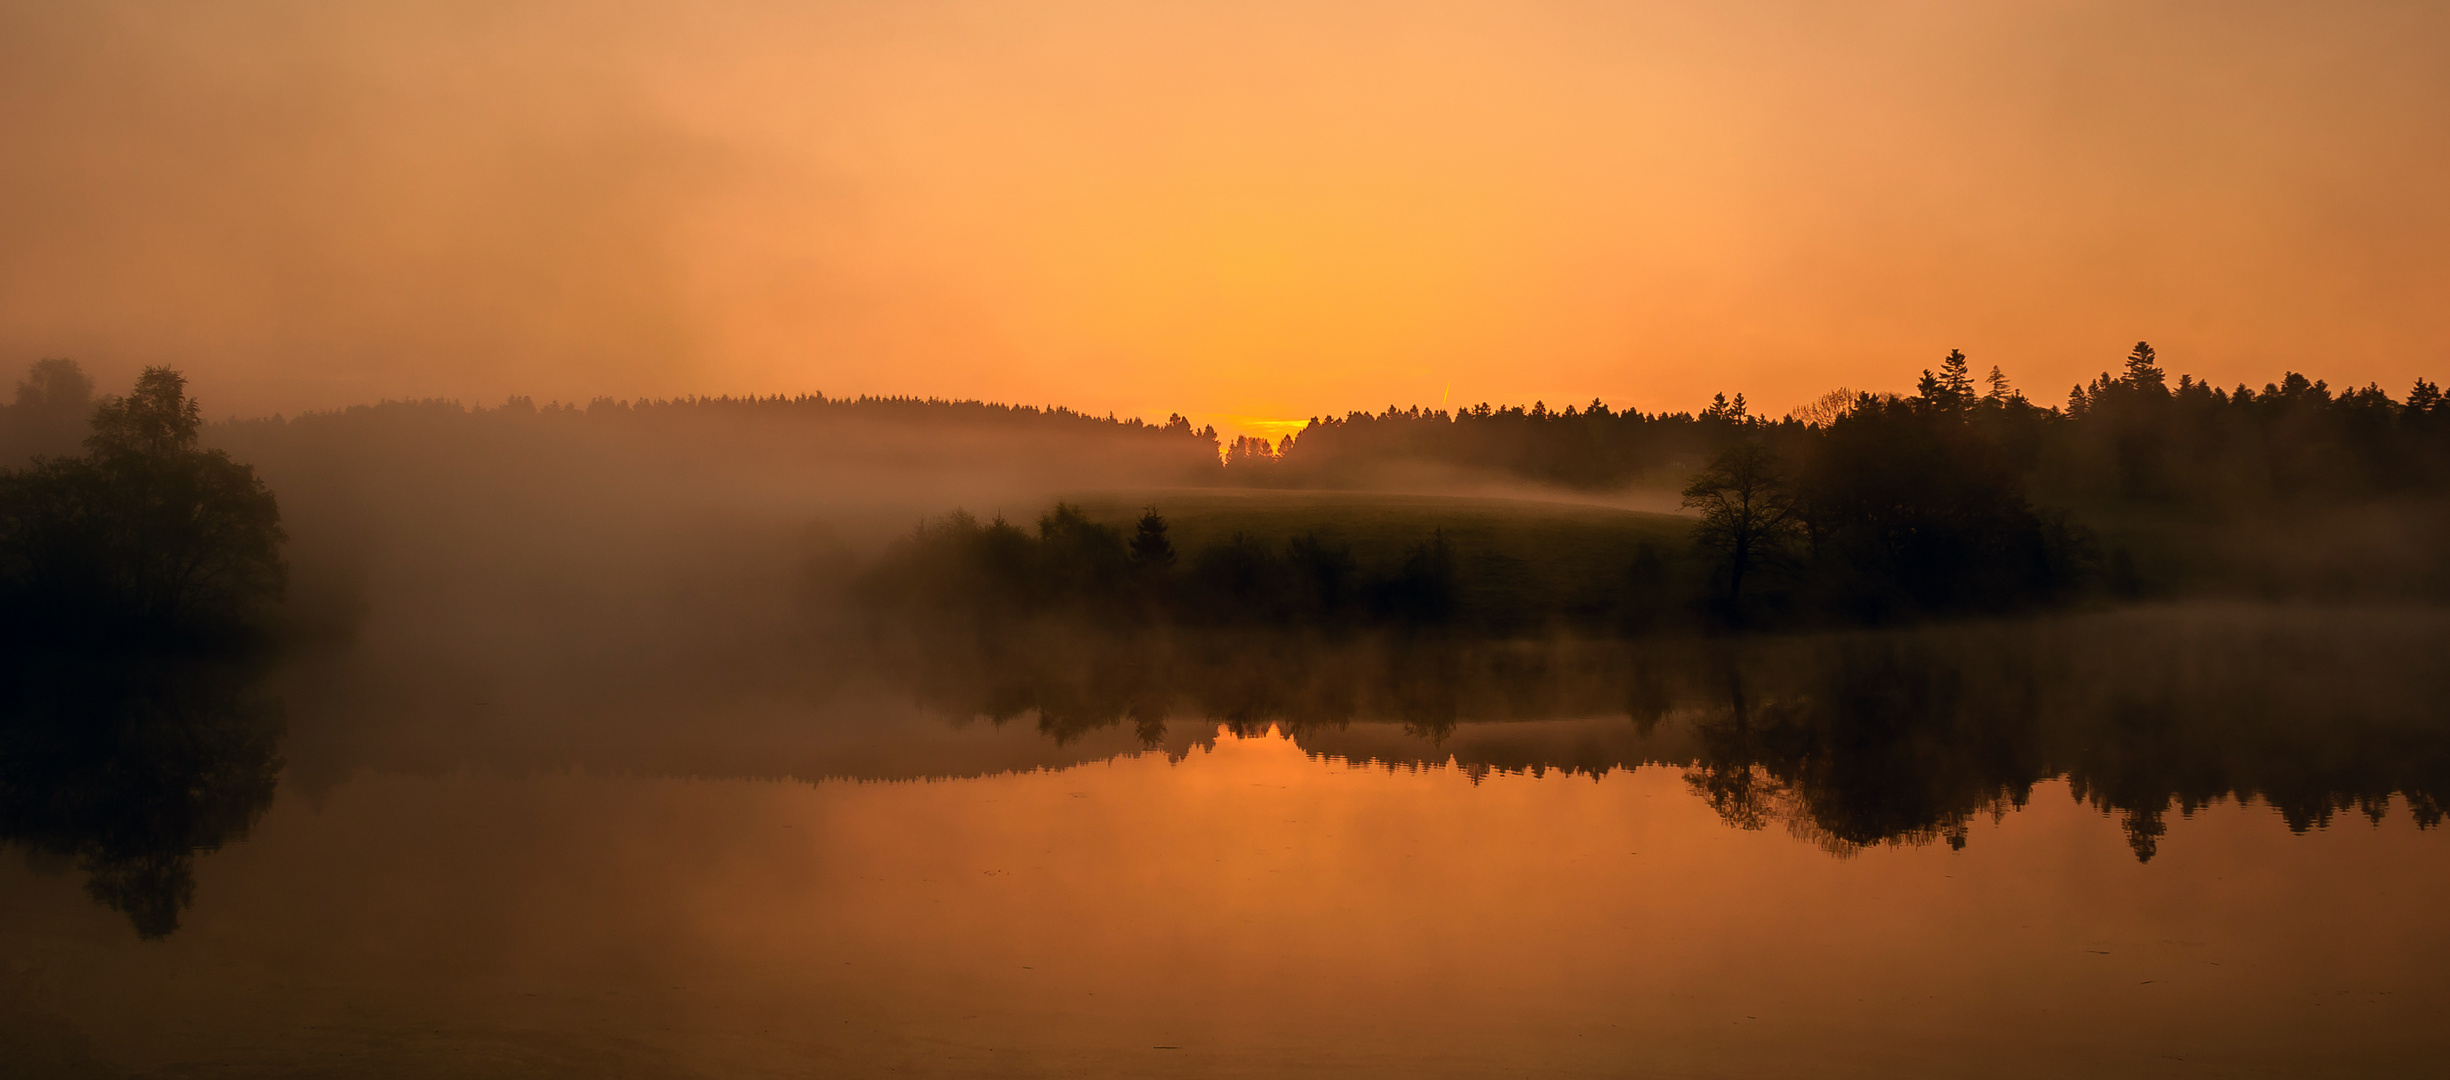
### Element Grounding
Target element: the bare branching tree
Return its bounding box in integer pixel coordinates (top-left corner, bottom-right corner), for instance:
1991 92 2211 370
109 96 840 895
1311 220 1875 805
1682 441 1801 614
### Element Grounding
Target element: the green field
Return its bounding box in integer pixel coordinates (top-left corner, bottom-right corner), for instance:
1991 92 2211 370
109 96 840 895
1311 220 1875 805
1058 488 1696 622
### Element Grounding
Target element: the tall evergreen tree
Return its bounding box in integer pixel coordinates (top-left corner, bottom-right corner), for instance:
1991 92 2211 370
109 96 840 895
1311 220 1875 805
1128 508 1175 568
1984 366 2014 404
2122 341 2167 395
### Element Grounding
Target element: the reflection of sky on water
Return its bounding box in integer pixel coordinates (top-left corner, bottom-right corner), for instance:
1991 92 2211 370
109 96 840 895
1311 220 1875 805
6 726 2447 1077
9 605 2450 1074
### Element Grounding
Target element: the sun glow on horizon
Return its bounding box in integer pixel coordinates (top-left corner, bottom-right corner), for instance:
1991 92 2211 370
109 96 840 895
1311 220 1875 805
3 2 2445 420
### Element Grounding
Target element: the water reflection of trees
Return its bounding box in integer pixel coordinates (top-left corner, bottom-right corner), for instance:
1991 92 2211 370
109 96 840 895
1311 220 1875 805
1695 615 2450 861
879 607 2450 862
1680 641 2042 857
0 647 284 938
880 625 1638 746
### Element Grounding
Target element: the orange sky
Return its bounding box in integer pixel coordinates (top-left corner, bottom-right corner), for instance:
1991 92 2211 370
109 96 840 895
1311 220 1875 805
3 1 2446 435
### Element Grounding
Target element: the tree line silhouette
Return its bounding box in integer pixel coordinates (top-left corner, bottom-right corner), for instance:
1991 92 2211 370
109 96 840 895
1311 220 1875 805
1226 344 2449 618
852 503 1493 647
846 503 1500 743
855 455 2076 643
207 388 1223 463
1232 343 2450 502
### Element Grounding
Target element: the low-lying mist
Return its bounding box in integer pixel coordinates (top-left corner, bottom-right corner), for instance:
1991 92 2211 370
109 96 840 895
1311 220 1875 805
207 397 1219 708
8 360 2450 775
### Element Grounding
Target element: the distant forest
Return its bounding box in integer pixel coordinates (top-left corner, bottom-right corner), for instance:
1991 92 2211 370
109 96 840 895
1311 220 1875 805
1 377 1225 484
236 391 1220 452
850 345 2450 653
13 343 2438 510
1228 344 2450 503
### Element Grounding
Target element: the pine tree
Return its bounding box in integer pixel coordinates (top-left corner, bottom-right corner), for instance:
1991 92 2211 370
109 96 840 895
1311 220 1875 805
2123 341 2167 395
1128 508 1175 568
2408 378 2442 416
1940 349 1975 402
1915 350 1976 413
1984 365 2013 404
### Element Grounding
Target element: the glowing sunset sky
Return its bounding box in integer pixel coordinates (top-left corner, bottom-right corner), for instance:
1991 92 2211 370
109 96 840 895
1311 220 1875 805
3 1 2445 432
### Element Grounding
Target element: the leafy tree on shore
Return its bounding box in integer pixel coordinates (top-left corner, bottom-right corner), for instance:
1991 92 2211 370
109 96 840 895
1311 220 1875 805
0 366 285 647
1682 442 1801 617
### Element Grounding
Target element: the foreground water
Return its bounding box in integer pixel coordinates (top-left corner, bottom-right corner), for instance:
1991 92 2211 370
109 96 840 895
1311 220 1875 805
6 607 2449 1077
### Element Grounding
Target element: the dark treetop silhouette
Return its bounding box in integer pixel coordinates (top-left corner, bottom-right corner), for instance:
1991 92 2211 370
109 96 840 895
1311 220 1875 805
1226 343 2450 506
1 366 285 648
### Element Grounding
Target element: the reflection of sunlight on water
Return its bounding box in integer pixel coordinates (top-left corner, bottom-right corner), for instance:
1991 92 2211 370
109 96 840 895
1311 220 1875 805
7 719 2450 1076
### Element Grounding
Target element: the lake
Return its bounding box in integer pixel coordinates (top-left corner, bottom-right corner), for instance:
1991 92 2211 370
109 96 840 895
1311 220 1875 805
5 605 2447 1077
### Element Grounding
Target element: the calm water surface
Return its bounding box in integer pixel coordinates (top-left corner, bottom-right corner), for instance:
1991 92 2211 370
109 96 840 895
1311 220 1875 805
5 607 2448 1077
